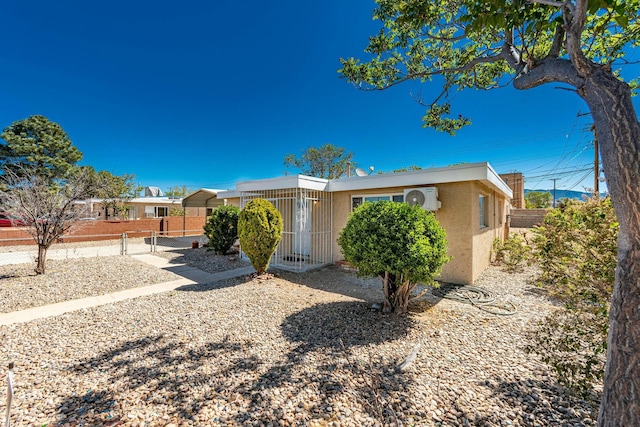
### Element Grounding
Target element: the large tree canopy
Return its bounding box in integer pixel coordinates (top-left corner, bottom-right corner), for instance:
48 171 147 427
284 143 354 179
340 0 639 133
80 166 141 219
340 1 639 425
0 115 82 181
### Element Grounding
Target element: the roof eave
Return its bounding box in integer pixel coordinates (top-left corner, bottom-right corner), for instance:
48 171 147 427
328 162 512 198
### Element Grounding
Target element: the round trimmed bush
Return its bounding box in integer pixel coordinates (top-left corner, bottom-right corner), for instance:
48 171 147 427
338 201 449 313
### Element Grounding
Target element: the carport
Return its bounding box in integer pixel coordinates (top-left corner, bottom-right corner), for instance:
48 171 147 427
181 188 226 214
180 188 226 231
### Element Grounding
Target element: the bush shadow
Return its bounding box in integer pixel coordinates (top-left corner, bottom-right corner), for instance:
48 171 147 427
274 265 383 303
275 266 448 317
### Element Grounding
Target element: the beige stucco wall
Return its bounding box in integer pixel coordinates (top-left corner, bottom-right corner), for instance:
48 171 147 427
471 183 510 283
224 197 241 208
331 182 509 285
434 182 475 284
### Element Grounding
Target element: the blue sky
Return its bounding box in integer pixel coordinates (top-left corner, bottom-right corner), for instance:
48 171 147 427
1 1 638 194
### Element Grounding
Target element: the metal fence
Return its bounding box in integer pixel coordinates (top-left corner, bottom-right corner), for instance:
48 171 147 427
0 230 207 266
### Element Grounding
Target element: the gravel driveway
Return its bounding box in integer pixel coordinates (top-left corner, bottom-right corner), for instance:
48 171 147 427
0 249 599 426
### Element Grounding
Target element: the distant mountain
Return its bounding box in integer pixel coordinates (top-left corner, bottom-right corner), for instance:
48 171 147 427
524 189 606 201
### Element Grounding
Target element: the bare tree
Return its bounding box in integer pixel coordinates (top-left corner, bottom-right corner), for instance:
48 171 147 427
0 168 103 274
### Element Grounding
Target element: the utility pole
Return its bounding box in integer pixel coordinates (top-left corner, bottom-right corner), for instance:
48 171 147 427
552 178 558 208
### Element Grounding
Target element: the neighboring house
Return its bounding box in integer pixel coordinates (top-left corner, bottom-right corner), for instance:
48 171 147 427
214 162 512 285
84 196 187 220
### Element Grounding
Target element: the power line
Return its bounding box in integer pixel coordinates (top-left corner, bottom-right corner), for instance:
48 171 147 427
525 166 592 180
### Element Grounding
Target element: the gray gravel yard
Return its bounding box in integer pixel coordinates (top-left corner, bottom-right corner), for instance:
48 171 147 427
0 250 599 426
0 256 180 313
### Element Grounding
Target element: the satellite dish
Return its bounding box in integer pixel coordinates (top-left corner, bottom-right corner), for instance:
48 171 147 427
405 189 426 207
355 168 368 177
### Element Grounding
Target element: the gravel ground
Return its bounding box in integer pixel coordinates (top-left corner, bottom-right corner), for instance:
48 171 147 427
0 256 179 313
0 251 600 427
153 248 250 275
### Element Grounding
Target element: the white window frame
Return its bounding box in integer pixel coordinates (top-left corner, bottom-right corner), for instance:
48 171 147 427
479 195 488 229
351 193 404 211
144 206 169 218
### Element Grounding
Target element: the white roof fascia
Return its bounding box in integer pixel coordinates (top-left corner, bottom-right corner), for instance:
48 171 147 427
90 197 182 204
328 162 512 198
129 197 183 204
234 175 329 192
216 190 241 199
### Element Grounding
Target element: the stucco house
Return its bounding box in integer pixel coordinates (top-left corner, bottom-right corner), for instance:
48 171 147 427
83 196 186 220
212 162 512 285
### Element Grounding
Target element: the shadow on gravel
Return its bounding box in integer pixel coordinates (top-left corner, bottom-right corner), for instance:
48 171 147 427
281 300 415 350
275 266 447 314
55 334 260 426
269 300 417 423
173 275 248 292
54 302 418 426
275 265 386 303
156 248 248 271
456 375 599 426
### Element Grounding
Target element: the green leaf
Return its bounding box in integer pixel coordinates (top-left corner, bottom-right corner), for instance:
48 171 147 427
614 14 629 28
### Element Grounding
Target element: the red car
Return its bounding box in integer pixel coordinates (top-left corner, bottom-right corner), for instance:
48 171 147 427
0 213 26 227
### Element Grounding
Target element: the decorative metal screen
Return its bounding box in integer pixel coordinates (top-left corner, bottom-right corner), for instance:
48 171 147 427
240 188 332 272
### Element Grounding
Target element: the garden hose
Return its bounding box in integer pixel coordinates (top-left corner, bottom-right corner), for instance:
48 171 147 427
431 284 518 316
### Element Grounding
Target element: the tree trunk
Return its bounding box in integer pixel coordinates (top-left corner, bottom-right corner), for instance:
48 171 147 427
579 69 640 426
35 245 48 274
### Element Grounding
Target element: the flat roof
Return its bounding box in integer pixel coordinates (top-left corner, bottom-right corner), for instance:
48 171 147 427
328 162 512 198
217 175 329 198
216 162 512 199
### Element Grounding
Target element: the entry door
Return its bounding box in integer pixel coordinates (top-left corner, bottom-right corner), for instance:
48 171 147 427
294 197 311 256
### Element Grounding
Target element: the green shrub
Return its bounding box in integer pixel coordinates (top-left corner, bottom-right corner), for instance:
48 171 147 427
203 205 240 254
532 198 617 305
527 307 608 398
526 197 617 398
492 232 532 272
337 201 449 314
238 199 283 275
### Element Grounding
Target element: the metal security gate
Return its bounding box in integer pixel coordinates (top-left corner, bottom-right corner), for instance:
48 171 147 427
240 188 332 272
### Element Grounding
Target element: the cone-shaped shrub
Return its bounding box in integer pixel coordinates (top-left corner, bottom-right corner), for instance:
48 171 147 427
203 205 240 254
238 199 283 275
338 201 449 314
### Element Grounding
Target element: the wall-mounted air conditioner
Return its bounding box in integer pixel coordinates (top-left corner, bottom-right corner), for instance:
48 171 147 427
404 187 441 211
145 212 155 218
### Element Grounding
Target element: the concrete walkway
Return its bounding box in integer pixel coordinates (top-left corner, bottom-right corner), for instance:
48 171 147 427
0 254 255 326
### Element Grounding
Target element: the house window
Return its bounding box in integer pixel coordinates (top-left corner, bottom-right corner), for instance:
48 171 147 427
351 194 404 211
479 195 488 228
144 206 169 218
